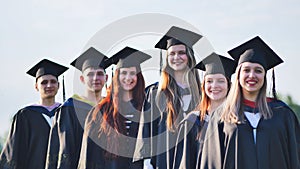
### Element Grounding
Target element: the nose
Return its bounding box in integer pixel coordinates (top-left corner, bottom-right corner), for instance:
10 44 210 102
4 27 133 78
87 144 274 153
46 82 52 87
249 70 255 78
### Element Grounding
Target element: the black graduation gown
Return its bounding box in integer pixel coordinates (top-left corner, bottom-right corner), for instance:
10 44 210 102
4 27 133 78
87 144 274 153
200 99 300 169
78 100 143 169
0 105 59 169
45 96 93 169
134 83 197 169
172 111 210 169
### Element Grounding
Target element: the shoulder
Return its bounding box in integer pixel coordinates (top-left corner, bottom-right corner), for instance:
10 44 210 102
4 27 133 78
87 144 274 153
269 99 299 120
145 82 159 93
268 98 292 110
179 111 200 126
62 97 75 107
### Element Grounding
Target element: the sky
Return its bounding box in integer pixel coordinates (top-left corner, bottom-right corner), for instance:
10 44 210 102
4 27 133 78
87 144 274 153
1 0 300 137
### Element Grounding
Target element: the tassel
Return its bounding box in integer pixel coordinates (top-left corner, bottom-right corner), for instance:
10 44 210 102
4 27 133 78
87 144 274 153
159 49 163 75
62 75 66 102
271 68 277 99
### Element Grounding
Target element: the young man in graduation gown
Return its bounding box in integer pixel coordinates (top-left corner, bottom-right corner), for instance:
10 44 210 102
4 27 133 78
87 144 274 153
0 59 68 169
45 47 110 169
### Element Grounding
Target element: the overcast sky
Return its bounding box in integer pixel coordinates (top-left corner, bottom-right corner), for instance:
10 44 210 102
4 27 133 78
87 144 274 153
1 0 299 137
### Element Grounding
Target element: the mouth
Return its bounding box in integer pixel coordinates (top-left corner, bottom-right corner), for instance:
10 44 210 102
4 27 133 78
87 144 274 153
209 90 221 94
246 79 257 86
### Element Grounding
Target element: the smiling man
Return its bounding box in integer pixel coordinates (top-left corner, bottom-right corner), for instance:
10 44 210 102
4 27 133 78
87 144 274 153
0 59 68 169
45 47 111 169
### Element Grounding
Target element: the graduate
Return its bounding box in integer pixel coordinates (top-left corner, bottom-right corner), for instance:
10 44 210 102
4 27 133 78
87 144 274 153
173 53 236 169
45 47 110 169
134 26 202 169
78 46 151 169
200 36 300 169
0 59 68 169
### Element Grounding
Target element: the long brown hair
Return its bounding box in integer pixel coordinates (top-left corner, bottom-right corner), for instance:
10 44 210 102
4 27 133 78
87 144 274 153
221 64 272 123
157 45 201 131
86 68 145 157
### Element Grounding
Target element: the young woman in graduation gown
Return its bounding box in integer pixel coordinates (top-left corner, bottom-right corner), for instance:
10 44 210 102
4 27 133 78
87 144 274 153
134 26 202 169
78 47 151 169
200 36 300 169
172 53 236 169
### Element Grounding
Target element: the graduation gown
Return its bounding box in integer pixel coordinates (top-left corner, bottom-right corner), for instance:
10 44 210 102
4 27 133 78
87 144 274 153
0 105 59 169
134 83 198 169
200 99 300 169
45 95 94 169
78 100 143 169
172 111 210 169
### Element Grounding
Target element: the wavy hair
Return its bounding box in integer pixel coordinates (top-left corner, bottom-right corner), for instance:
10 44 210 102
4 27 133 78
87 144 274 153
156 45 201 131
86 68 145 157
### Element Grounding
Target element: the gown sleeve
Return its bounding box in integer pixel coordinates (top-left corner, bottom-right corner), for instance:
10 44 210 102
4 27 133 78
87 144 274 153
0 110 30 169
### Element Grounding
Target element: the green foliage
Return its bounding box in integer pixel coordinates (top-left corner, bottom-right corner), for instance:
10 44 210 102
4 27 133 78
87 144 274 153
278 94 300 121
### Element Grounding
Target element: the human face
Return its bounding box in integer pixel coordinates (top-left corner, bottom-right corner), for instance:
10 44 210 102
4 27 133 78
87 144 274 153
119 67 137 92
35 74 59 99
239 62 265 99
204 74 228 101
81 67 107 93
167 44 189 72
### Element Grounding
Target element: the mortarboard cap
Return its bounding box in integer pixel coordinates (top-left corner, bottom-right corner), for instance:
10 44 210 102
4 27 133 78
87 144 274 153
108 47 152 72
195 52 237 79
154 26 202 50
228 36 283 70
26 59 68 79
70 47 109 71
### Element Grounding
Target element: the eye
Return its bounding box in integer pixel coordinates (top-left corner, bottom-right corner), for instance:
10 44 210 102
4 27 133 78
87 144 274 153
87 72 95 77
97 72 105 76
50 79 58 84
218 79 226 83
129 71 136 76
242 68 250 73
120 71 127 75
168 52 175 56
255 68 263 73
178 51 186 55
41 80 48 85
205 79 212 83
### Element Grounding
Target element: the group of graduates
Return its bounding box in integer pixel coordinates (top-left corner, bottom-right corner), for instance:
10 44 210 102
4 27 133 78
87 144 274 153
0 26 299 169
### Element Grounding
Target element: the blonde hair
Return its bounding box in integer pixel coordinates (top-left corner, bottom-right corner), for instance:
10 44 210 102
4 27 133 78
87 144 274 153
221 64 273 123
156 45 201 130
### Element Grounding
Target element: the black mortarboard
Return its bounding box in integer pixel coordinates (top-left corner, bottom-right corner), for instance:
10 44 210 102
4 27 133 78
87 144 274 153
108 47 152 72
70 47 109 71
227 36 283 70
26 59 68 79
194 52 237 79
154 26 202 50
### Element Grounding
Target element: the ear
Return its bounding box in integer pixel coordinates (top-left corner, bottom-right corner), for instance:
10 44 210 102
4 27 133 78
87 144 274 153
80 75 85 83
57 82 60 89
35 83 39 91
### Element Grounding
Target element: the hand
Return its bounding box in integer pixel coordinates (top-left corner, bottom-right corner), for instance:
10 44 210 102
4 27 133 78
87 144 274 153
143 159 154 169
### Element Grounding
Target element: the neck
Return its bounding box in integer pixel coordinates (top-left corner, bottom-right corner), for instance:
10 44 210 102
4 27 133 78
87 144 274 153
207 98 224 114
174 70 187 86
243 90 258 102
82 90 103 104
39 98 55 106
122 91 133 102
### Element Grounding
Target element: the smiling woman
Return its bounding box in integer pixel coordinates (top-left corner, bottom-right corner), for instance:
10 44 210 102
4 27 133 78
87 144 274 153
200 36 300 169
